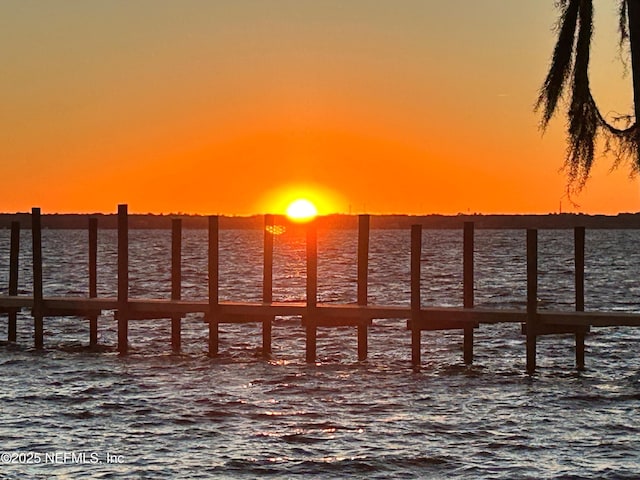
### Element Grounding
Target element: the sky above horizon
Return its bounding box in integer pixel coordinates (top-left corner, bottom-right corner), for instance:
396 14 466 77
2 0 638 215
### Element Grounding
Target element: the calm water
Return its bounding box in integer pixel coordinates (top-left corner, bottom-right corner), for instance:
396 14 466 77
0 228 639 479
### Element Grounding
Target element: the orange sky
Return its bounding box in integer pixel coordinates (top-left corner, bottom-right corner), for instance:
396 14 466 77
1 0 639 215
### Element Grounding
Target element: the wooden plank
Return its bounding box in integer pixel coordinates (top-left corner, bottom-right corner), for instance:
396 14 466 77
305 221 318 362
358 215 370 306
220 302 307 317
5 294 640 329
463 222 474 364
539 311 640 327
23 299 405 318
89 218 98 298
412 319 480 331
263 214 274 304
171 218 182 353
305 321 317 363
208 215 219 356
88 217 98 346
217 314 273 325
0 306 21 314
526 229 537 374
43 308 103 317
219 302 402 318
463 222 474 309
117 204 129 354
411 225 422 368
0 296 34 309
358 214 370 361
42 297 117 310
306 221 318 308
32 208 44 349
575 226 585 312
419 307 526 324
357 323 368 361
574 226 585 370
17 297 640 329
576 330 586 371
8 221 19 342
314 303 408 319
129 298 206 313
522 323 589 336
411 328 421 370
302 317 372 328
263 214 274 356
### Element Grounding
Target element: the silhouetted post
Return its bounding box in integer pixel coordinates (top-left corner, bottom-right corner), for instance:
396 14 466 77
208 216 219 357
32 208 44 349
463 222 474 365
88 217 98 346
262 214 274 356
357 214 370 361
171 218 182 353
411 225 422 369
575 226 586 370
8 221 20 342
305 220 318 363
117 204 129 355
526 229 538 374
263 215 274 303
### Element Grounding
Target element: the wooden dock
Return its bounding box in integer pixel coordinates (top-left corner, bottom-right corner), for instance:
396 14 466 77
1 205 639 373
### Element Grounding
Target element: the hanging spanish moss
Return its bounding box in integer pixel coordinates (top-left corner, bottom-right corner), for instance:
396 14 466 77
536 0 640 191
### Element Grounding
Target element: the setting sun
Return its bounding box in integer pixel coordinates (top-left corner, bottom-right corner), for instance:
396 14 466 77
286 199 318 222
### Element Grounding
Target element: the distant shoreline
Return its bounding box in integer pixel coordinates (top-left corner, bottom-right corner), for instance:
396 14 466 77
2 212 640 229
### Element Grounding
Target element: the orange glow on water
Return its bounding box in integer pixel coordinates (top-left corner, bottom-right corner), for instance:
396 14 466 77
265 224 286 235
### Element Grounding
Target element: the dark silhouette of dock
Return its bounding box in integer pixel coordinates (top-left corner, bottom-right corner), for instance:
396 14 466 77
2 205 640 373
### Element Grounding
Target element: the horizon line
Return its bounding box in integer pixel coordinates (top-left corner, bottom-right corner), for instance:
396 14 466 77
1 211 640 217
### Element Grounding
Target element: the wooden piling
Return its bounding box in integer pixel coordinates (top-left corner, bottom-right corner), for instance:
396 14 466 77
8 221 20 342
357 214 370 361
208 216 219 357
526 229 538 374
88 217 98 346
463 222 474 364
171 218 182 353
305 220 318 363
575 226 586 370
410 225 422 368
32 208 44 349
262 215 274 356
263 215 274 304
117 204 129 354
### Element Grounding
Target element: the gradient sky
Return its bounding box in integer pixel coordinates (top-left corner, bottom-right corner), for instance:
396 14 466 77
1 0 638 215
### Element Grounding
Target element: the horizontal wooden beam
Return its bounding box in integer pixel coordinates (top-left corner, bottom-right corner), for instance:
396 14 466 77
419 307 527 324
2 294 640 329
207 314 274 325
0 306 21 314
302 316 373 327
522 323 590 336
44 297 118 310
0 296 35 309
43 308 103 317
539 311 640 327
408 319 480 331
